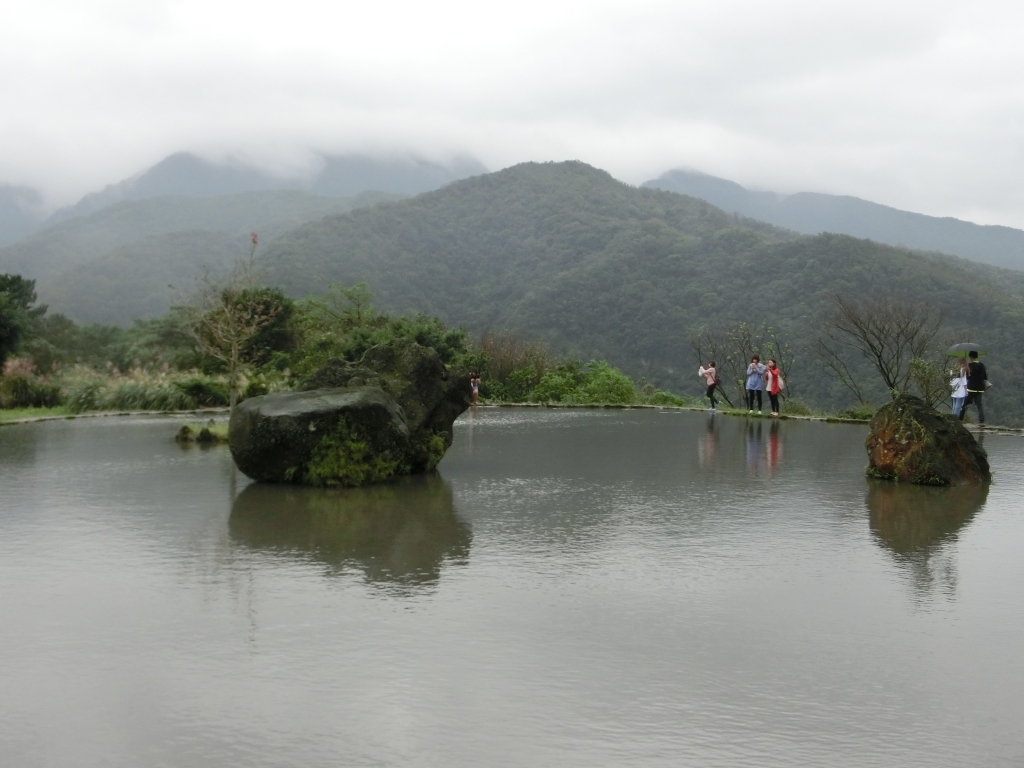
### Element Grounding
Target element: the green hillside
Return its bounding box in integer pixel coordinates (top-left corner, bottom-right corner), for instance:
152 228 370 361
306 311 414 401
262 161 1024 423
0 189 401 325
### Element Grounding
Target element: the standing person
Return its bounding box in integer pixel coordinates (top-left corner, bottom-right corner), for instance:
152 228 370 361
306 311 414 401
958 351 988 425
698 361 719 411
764 358 783 416
745 355 766 414
470 371 481 404
950 359 968 417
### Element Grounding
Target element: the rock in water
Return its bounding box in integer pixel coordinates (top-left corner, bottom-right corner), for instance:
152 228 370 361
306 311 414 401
865 395 990 485
229 341 471 486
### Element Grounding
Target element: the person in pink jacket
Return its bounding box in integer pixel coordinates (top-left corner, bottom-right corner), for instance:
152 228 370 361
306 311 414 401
764 359 784 416
698 361 719 411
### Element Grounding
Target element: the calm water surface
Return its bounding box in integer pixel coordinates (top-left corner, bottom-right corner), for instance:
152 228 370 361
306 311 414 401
1 408 1023 767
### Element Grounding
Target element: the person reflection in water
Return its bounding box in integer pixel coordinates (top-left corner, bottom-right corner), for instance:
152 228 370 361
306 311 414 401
745 421 764 475
765 420 782 476
698 414 719 467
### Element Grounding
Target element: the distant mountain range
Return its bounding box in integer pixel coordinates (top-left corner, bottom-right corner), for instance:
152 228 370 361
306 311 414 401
47 152 487 225
0 189 400 325
643 170 1024 271
0 185 46 247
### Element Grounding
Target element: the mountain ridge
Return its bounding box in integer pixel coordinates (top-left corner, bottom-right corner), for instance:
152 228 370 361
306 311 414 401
643 169 1024 270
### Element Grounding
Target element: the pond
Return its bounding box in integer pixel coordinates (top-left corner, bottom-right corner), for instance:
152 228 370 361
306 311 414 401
1 408 1022 767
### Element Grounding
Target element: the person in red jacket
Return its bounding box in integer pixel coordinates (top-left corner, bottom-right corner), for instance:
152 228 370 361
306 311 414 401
764 359 784 416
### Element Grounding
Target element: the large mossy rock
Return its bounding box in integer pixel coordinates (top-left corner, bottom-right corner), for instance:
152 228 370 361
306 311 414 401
229 341 471 486
865 395 990 486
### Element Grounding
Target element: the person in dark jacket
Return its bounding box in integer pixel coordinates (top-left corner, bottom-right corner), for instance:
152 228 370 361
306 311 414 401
958 350 988 424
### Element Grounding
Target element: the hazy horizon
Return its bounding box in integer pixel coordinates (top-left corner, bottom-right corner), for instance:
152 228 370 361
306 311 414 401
4 0 1024 227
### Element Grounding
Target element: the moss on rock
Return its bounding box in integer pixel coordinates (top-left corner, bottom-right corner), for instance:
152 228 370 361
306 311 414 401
865 395 990 486
229 340 471 486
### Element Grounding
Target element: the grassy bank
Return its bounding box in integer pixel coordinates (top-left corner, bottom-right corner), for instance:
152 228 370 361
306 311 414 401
0 405 71 423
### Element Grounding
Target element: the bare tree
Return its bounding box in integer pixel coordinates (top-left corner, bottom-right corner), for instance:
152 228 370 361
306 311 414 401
816 296 943 403
690 321 795 407
688 327 736 408
180 233 282 412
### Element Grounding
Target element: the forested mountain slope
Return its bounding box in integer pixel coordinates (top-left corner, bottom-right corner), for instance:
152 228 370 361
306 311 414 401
0 190 398 325
644 169 1024 271
263 161 1024 423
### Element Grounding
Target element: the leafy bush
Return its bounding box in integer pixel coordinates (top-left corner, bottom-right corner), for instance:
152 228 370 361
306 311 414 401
527 360 636 404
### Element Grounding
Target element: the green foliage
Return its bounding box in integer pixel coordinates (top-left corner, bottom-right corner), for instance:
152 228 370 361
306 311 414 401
423 432 448 471
291 282 475 376
0 274 43 367
304 419 402 487
529 360 636 404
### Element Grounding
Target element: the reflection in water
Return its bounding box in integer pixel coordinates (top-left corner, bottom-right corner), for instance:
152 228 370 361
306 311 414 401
697 414 719 467
745 421 764 475
230 474 471 591
766 420 782 475
866 481 989 597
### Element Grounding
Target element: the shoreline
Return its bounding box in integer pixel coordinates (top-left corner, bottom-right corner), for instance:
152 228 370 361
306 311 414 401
2 402 1019 436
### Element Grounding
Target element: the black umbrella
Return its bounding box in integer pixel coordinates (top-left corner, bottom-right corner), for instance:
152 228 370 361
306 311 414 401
946 343 986 357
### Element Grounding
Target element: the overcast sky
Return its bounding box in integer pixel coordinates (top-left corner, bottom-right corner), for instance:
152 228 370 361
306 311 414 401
3 0 1024 226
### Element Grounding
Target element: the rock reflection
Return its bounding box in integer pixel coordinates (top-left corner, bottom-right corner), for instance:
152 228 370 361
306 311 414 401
229 475 471 591
866 481 988 597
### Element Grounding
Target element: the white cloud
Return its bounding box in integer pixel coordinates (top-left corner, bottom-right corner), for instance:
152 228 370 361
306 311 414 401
3 0 1024 225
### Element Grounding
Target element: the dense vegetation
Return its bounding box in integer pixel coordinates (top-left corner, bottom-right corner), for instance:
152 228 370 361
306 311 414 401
260 161 1024 424
2 276 682 417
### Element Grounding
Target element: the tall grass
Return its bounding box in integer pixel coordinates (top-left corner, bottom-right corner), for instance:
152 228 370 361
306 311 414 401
61 367 231 413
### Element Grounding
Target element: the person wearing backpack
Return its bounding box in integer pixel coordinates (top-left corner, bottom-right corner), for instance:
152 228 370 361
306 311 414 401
764 359 784 417
958 350 988 425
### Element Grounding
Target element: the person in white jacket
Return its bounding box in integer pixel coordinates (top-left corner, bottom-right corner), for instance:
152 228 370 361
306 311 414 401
698 361 719 411
950 359 968 416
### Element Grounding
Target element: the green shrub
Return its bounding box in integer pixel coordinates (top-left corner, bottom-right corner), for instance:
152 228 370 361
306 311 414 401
838 404 876 421
782 398 812 416
504 367 540 402
175 378 230 407
568 361 636 404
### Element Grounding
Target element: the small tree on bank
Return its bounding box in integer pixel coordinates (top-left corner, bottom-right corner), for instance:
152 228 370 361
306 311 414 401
815 296 944 405
180 234 282 412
